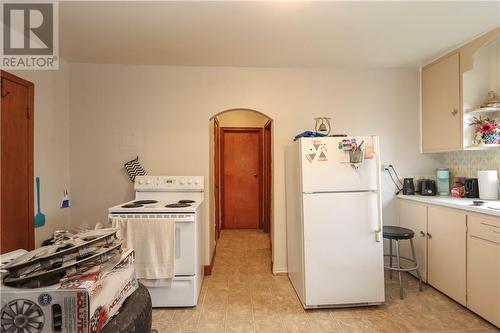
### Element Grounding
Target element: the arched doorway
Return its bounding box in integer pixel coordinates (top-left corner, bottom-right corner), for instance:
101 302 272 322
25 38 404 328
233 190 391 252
209 109 272 242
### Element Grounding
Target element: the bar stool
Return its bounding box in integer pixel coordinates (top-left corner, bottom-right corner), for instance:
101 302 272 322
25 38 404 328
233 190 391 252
383 226 423 299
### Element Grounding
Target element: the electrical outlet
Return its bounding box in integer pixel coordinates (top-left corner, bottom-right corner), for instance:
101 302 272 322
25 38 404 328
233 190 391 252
381 163 390 171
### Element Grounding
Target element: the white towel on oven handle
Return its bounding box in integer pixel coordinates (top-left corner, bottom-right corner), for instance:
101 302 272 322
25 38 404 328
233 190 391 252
112 217 175 284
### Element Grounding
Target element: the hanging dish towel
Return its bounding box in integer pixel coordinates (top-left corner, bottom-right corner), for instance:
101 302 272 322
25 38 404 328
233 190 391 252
112 217 175 286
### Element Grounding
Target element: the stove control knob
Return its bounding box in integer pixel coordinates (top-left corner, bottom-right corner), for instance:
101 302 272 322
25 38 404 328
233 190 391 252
146 179 151 185
187 179 192 185
180 180 185 185
138 179 144 185
194 180 199 185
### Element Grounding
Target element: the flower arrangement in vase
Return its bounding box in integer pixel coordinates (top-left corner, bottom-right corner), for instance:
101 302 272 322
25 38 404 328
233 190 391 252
469 116 500 145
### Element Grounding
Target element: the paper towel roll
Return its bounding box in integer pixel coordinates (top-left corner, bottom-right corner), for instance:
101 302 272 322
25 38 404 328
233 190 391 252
478 170 499 200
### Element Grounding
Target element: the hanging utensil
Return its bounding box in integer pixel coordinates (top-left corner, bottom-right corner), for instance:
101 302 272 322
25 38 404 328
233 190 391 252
34 177 46 228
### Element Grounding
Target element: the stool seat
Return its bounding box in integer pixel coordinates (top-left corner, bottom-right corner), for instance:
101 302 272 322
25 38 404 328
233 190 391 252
383 226 414 240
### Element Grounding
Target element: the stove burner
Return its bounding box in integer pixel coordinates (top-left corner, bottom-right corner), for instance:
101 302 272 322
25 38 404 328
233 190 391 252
178 200 195 204
133 200 158 205
122 203 143 208
165 203 191 208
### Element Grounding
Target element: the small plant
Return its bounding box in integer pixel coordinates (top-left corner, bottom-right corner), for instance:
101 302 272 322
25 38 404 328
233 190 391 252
469 116 500 145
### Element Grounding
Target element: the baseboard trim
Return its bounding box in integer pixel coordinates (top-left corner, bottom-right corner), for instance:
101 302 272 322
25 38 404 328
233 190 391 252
204 246 217 276
272 266 288 275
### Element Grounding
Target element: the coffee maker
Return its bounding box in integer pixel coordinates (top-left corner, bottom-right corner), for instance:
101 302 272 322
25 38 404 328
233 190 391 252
464 178 479 198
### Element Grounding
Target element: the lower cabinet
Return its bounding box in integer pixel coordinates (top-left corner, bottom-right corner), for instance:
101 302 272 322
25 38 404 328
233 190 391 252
399 199 499 327
399 200 427 282
427 206 467 306
467 215 500 327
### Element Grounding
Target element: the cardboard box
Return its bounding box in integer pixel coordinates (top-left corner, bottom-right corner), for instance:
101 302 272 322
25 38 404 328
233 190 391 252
0 249 137 333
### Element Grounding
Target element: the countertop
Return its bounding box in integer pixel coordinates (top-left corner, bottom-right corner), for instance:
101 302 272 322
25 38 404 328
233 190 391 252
398 194 500 218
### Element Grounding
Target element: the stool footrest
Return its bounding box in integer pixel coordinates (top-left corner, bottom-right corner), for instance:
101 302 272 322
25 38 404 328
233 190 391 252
384 254 419 271
384 264 419 272
384 254 417 262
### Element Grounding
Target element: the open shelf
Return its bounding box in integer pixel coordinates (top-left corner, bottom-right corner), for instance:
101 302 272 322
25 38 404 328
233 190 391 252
464 144 500 150
465 107 500 114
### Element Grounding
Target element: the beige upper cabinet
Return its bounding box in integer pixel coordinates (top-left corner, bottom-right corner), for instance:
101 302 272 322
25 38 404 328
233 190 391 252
421 53 462 152
420 27 500 153
427 206 467 306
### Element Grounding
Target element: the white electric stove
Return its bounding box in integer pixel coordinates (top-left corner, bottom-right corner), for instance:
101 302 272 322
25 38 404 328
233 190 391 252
108 175 204 307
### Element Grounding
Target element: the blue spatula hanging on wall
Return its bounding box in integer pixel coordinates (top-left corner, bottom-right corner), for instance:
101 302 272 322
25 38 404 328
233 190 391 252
35 177 46 228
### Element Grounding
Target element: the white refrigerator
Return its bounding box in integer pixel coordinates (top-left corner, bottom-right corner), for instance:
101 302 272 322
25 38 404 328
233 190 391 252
285 136 385 308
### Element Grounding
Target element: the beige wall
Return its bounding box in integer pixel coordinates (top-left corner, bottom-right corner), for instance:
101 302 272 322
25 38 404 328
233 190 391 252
208 118 215 258
216 109 270 127
463 37 500 111
13 60 72 247
462 37 500 147
68 64 443 272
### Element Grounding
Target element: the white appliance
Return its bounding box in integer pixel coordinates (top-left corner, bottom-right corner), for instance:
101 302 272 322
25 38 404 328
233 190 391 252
477 170 499 200
108 175 204 307
285 136 385 308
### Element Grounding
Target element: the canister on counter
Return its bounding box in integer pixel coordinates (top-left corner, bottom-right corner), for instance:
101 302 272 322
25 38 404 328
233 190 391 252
436 168 450 196
451 177 465 198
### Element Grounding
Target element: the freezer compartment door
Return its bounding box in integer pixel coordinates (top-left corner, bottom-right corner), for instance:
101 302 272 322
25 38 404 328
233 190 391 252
300 136 379 193
303 192 384 306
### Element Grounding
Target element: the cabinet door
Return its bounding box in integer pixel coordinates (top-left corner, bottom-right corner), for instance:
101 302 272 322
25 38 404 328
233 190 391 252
467 215 500 328
421 52 461 152
428 206 466 305
398 200 427 282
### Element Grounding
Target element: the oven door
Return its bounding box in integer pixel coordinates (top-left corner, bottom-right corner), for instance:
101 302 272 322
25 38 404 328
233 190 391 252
174 218 196 276
108 213 196 276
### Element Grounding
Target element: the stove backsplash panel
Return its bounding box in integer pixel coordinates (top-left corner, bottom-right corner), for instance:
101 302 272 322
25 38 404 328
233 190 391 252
443 150 500 178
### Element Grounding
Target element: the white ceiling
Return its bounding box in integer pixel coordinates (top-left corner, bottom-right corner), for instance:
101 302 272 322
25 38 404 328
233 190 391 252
60 1 500 68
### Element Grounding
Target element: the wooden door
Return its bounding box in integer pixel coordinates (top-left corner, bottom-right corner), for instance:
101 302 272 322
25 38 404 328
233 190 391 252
1 71 34 253
398 200 428 282
428 206 466 305
221 128 262 229
421 52 461 152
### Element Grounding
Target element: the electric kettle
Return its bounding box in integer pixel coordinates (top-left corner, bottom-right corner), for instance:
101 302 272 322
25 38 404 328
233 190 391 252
403 178 415 195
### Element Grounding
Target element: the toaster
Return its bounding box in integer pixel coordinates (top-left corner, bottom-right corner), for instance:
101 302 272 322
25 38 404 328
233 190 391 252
420 179 436 196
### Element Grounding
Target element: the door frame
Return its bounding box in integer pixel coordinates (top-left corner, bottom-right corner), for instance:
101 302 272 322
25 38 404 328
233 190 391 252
213 118 221 240
220 127 263 229
1 70 35 252
263 120 272 233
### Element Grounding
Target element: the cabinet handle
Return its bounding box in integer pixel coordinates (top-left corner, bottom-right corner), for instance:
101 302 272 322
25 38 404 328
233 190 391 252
427 232 432 239
451 109 458 116
480 222 499 229
420 231 425 237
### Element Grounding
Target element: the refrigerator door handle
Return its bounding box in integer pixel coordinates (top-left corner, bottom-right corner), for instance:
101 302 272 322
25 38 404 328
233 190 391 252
373 136 383 243
375 189 383 242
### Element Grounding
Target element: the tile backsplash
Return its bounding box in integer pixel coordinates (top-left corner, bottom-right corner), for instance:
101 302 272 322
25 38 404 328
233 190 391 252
443 149 500 178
